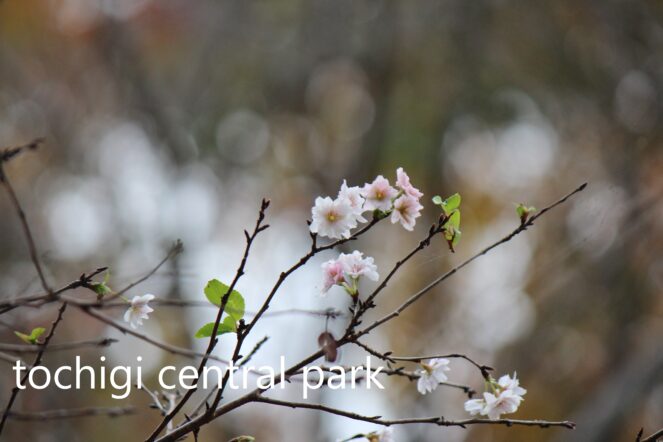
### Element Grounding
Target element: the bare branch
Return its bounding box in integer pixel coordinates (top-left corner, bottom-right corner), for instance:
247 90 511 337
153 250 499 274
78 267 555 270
7 406 135 421
0 302 68 434
253 396 575 429
0 338 117 353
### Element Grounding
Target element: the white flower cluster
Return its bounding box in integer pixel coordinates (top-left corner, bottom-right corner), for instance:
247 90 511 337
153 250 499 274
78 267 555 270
310 168 424 239
321 251 379 296
464 373 527 419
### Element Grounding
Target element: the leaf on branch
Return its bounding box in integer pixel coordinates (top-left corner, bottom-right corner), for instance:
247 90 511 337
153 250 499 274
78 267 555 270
14 327 46 345
204 279 245 321
516 203 537 224
194 316 237 338
432 192 461 215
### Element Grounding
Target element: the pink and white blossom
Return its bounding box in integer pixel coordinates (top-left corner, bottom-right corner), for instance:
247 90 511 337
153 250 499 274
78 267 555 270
320 251 379 296
321 259 346 294
338 250 379 282
338 180 368 224
464 398 485 416
395 167 423 199
362 175 398 212
124 294 155 329
498 372 527 397
310 196 356 239
482 389 524 419
415 358 450 394
390 195 423 231
463 373 527 419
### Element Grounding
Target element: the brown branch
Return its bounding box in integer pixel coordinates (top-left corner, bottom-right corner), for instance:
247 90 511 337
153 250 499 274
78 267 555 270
7 406 135 421
0 138 43 165
0 149 52 295
253 396 575 429
79 307 231 365
0 302 68 435
0 338 117 353
356 183 588 338
637 427 663 442
146 199 270 441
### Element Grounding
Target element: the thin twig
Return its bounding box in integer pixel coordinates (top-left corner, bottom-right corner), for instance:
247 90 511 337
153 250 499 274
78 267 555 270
356 183 588 338
7 406 135 421
0 338 117 353
0 302 68 435
253 396 575 429
146 200 270 441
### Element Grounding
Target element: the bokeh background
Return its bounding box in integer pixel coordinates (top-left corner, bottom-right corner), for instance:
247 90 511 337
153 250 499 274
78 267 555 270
1 1 663 441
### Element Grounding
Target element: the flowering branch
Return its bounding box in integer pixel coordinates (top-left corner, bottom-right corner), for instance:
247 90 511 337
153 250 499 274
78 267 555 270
252 396 576 429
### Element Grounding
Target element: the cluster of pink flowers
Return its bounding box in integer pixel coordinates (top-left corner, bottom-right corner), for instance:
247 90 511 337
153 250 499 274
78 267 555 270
321 251 379 296
309 168 424 239
464 373 527 419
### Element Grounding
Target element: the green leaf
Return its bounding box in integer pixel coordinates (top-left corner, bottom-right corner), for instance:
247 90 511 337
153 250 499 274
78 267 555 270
434 193 461 214
15 327 46 345
194 316 237 339
204 279 245 321
447 209 461 230
92 282 112 296
444 193 461 212
228 437 255 442
515 203 537 223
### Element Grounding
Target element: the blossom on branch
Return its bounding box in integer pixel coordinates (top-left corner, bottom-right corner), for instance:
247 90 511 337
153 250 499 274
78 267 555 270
339 179 368 224
390 195 423 231
321 251 379 296
395 167 423 199
415 358 451 394
463 372 527 419
310 196 357 239
362 175 398 212
123 294 155 329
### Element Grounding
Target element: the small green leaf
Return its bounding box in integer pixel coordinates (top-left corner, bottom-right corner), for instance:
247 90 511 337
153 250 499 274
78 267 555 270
515 203 537 224
204 279 245 321
444 193 461 212
194 317 237 339
15 327 46 345
92 282 112 296
447 209 461 230
434 193 461 214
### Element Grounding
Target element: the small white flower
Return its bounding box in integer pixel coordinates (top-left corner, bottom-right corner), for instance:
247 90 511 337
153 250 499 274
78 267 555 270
339 251 379 282
124 294 155 329
464 398 485 416
362 175 398 212
338 180 368 224
366 427 394 442
498 372 527 397
482 389 523 420
415 358 450 394
390 195 423 231
310 196 357 239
